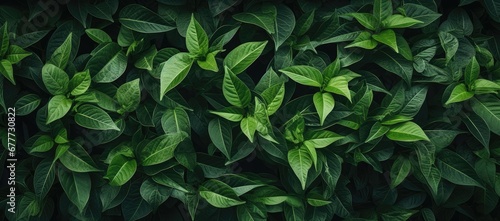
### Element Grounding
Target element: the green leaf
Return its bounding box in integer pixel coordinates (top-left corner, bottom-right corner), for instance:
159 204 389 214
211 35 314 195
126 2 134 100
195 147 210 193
280 65 323 87
304 130 343 148
386 122 429 142
241 116 258 142
14 94 41 116
400 85 428 117
85 28 112 44
381 115 413 125
105 155 137 186
6 45 31 64
462 113 490 147
122 181 153 221
436 149 484 188
59 142 101 172
75 104 119 131
366 122 390 143
402 4 441 29
0 59 13 85
34 159 55 199
86 43 127 83
0 22 8 57
58 167 91 212
473 79 500 93
186 14 209 55
438 32 459 64
199 179 245 208
119 4 174 33
324 76 351 102
140 178 172 208
223 66 252 108
261 83 285 115
372 29 398 53
294 10 315 36
373 0 392 21
29 135 54 153
197 50 219 72
471 95 500 135
381 209 417 221
313 92 335 126
159 52 194 99
208 118 233 159
134 45 157 71
374 51 413 85
233 4 276 34
224 41 267 75
68 70 91 96
42 64 69 95
140 132 188 166
161 107 191 135
390 156 411 188
465 56 479 87
209 106 245 122
117 78 141 113
445 83 473 105
47 95 72 124
237 203 267 221
382 14 423 28
348 13 378 31
271 4 295 49
48 33 72 69
152 170 189 193
88 0 118 22
288 146 313 190
484 0 500 23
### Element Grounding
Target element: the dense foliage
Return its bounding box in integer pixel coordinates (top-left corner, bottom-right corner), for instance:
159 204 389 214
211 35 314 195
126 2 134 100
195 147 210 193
1 0 500 220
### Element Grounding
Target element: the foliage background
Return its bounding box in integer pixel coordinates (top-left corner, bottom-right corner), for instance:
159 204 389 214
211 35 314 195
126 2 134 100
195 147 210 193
1 0 500 220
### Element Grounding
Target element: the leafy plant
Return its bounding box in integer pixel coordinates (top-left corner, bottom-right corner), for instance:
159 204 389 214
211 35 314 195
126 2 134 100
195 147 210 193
1 0 500 220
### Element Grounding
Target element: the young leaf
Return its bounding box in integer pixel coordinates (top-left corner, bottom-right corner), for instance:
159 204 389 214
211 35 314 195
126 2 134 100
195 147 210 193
47 95 72 124
199 179 245 208
0 59 13 85
303 130 343 148
29 135 54 153
105 155 137 186
366 122 390 143
58 167 91 212
197 50 219 72
261 83 285 115
140 132 188 166
161 107 191 135
386 122 430 142
372 29 398 53
280 65 323 87
160 52 194 99
42 64 69 95
445 83 473 105
119 4 174 33
324 76 351 102
134 45 157 71
241 116 258 142
6 45 32 64
209 106 245 122
224 41 267 75
68 70 91 96
223 66 252 108
313 92 335 126
74 104 120 131
288 146 313 190
186 14 209 56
